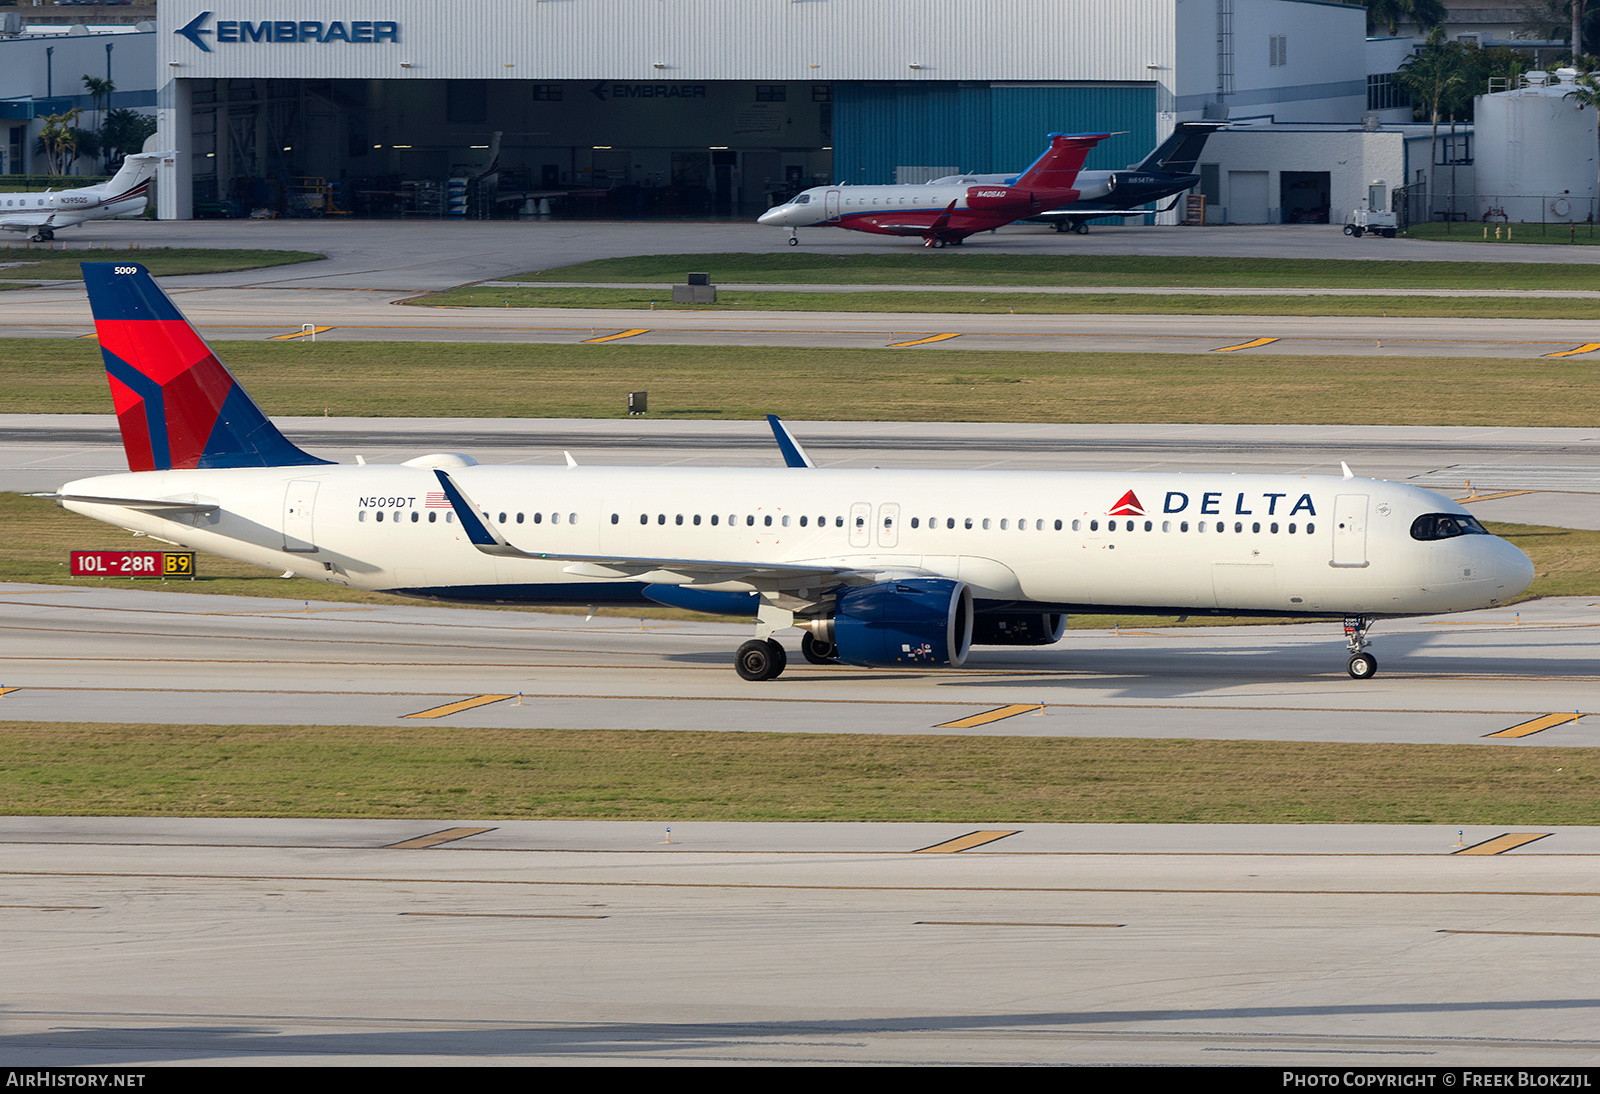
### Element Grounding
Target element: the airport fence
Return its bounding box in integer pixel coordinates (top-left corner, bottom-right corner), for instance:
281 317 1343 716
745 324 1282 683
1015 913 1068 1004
1397 186 1600 240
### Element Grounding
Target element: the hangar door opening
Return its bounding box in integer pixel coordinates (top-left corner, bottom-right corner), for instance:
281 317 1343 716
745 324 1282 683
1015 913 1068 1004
184 78 834 220
1281 171 1330 224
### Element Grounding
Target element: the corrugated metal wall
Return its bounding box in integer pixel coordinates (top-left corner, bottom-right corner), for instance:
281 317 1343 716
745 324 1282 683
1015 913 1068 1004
834 82 1157 184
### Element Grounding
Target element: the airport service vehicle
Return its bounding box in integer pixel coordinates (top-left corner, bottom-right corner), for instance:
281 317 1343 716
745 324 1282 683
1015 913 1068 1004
1343 205 1398 238
930 121 1224 234
51 263 1534 681
757 132 1108 247
0 152 175 243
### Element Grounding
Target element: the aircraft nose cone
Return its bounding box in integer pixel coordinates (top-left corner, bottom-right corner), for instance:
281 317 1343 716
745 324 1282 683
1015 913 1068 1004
1489 536 1536 598
757 206 785 225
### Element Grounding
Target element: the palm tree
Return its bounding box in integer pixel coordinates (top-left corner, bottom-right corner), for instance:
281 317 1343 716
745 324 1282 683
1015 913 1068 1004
1364 0 1447 37
1395 29 1471 220
81 75 113 169
1564 71 1600 207
36 109 82 175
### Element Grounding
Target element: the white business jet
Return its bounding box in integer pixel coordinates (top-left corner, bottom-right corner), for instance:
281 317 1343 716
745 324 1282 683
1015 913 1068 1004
50 263 1534 681
0 151 175 242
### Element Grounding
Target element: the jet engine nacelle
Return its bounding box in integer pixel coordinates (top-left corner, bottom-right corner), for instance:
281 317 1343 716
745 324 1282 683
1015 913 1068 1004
965 186 1038 212
971 612 1067 646
815 578 974 668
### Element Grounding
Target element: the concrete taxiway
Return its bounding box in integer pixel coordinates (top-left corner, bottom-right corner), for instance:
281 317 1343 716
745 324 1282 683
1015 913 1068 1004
1 582 1594 745
3 816 1600 1065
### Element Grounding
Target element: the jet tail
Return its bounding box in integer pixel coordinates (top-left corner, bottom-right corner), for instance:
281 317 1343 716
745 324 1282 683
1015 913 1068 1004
1132 122 1224 175
82 263 331 472
1011 133 1110 191
96 151 173 205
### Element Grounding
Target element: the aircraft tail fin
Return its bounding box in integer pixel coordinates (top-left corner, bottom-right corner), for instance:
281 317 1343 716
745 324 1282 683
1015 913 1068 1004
1133 122 1224 175
1012 133 1110 191
82 263 331 472
96 151 173 205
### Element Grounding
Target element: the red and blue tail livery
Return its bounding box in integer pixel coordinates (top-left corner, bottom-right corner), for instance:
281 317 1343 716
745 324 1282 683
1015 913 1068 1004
83 263 329 471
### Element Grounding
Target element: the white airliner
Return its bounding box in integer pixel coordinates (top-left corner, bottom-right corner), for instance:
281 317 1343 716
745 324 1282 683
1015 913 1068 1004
51 263 1535 681
0 151 174 243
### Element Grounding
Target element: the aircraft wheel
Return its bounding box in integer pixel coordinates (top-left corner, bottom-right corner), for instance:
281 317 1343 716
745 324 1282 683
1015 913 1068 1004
787 236 798 246
1073 222 1090 235
1347 652 1377 680
1343 224 1355 236
735 639 781 681
1054 222 1069 233
800 632 837 665
766 638 788 677
933 238 946 249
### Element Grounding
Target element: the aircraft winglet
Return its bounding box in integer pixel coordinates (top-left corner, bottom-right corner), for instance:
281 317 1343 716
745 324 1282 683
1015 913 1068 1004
766 415 815 468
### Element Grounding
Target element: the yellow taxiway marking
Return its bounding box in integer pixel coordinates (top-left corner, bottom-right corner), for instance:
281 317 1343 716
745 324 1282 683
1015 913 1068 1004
1486 713 1582 739
267 326 334 341
581 328 650 344
887 332 962 347
0 687 19 697
1461 490 1539 503
1542 342 1600 358
76 333 98 340
1454 832 1552 855
402 694 515 719
913 830 1020 854
399 911 608 919
936 703 1042 729
1215 336 1280 352
917 920 1123 927
385 826 497 849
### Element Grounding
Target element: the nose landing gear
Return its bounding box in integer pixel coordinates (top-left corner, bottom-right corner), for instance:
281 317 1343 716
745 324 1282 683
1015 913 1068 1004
1344 615 1378 679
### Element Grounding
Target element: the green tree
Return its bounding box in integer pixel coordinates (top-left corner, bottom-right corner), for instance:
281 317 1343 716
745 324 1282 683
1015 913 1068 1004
1364 0 1447 36
34 109 83 175
100 109 156 171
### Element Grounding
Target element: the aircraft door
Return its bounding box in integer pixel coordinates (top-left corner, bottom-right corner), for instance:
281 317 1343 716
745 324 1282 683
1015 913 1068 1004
282 480 320 553
876 503 900 548
849 502 872 548
825 189 841 219
1331 494 1369 567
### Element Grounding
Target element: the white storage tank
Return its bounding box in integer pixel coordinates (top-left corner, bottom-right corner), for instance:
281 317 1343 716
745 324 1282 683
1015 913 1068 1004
1474 70 1599 223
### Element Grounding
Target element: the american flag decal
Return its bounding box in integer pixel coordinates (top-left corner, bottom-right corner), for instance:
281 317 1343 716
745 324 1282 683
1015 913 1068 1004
425 491 451 509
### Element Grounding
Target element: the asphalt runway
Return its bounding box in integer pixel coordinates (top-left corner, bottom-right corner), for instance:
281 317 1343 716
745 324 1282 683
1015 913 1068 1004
6 219 1599 1066
7 281 1600 360
1 582 1594 744
4 815 1600 1065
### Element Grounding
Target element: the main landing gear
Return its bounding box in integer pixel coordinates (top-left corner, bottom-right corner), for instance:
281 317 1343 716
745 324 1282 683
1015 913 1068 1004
1344 615 1377 679
30 228 55 243
735 638 788 681
1053 220 1090 235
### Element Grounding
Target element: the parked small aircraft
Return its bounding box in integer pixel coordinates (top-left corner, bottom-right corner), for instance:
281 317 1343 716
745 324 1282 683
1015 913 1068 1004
756 132 1108 247
0 151 175 242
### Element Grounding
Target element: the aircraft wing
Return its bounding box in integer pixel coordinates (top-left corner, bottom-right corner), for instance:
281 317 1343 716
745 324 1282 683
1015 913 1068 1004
433 469 849 582
0 212 60 230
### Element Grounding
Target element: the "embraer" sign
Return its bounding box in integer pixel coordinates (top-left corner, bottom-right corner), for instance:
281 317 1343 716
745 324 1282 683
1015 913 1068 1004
176 11 400 51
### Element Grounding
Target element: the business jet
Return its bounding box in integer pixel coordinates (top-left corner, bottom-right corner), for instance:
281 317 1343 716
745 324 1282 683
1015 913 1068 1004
0 151 175 243
756 132 1108 247
929 121 1224 234
50 263 1534 681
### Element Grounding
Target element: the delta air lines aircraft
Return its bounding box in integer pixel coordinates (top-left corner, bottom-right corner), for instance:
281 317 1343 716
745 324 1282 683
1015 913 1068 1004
51 264 1535 681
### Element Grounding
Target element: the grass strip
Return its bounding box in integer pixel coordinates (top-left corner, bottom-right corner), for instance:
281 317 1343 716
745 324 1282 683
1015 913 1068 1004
421 284 1600 320
1406 223 1600 247
511 251 1600 290
6 339 1600 426
0 247 325 280
0 722 1592 824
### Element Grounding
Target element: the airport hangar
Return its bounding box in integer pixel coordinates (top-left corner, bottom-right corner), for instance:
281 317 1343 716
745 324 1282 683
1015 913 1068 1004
151 0 1398 225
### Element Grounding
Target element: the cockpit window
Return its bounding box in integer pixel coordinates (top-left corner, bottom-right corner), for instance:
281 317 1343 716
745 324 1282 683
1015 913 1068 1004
1410 513 1489 541
793 193 811 204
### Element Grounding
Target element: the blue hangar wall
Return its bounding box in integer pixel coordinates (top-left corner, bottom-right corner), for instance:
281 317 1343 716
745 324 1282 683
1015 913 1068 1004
832 83 1159 182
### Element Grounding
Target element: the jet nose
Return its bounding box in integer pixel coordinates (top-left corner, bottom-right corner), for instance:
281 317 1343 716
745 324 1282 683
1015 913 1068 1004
757 205 786 226
1487 535 1536 599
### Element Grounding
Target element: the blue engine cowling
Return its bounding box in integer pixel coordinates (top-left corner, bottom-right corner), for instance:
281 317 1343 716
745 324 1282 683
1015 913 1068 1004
972 612 1067 646
826 579 974 668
